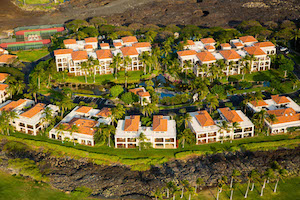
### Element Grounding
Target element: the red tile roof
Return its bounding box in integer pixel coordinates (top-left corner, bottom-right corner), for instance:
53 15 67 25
220 43 231 48
254 42 275 48
204 45 215 50
177 50 197 57
76 106 93 114
97 107 112 118
181 40 195 46
129 88 150 97
100 43 110 47
201 38 216 44
96 49 113 60
239 36 258 43
219 49 241 60
71 51 88 61
62 118 98 135
0 84 8 91
132 42 151 48
195 110 215 127
113 42 122 47
120 46 139 56
250 100 268 107
121 36 138 43
0 99 27 112
20 103 45 118
267 108 300 124
153 115 168 132
196 52 216 62
84 37 98 43
0 73 9 82
271 95 290 104
124 115 140 131
233 42 244 47
219 107 243 123
0 55 17 64
54 49 73 56
63 39 76 45
244 46 266 56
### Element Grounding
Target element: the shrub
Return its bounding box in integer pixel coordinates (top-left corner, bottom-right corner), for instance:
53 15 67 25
0 67 24 80
72 186 92 198
110 85 124 98
121 92 139 105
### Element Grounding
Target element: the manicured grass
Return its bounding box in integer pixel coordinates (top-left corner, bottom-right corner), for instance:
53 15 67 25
234 86 269 95
23 0 50 4
12 49 50 62
66 71 144 85
1 133 299 171
183 177 300 200
0 171 88 200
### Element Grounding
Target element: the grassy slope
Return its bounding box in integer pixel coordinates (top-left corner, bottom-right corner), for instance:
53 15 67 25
1 133 299 170
0 171 87 200
12 49 49 62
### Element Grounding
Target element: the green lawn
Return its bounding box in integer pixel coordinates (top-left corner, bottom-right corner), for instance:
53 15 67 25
12 49 50 62
66 71 144 85
1 133 299 171
184 177 300 200
0 171 89 200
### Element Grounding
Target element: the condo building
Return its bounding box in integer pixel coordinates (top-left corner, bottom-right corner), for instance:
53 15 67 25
49 106 111 146
188 108 254 144
0 73 10 104
247 95 300 134
128 87 151 105
115 115 177 148
54 36 150 76
177 35 275 77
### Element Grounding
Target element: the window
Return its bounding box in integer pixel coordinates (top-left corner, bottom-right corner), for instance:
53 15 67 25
51 134 56 139
155 138 163 142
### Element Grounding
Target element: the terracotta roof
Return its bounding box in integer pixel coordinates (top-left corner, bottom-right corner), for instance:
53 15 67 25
76 106 93 114
219 107 243 123
62 118 98 135
267 108 300 124
71 51 88 61
96 49 113 60
63 39 76 45
129 88 150 97
201 38 215 44
220 43 231 48
195 110 215 127
153 115 168 132
271 95 290 104
204 45 215 50
0 55 17 64
121 36 138 44
113 42 122 47
0 73 9 82
219 49 241 60
177 50 197 57
250 100 268 107
84 37 98 43
0 99 27 112
233 42 244 47
196 52 216 62
54 49 73 56
132 42 151 48
124 115 140 131
239 36 258 43
100 43 110 47
0 84 8 91
84 45 93 49
96 107 112 118
20 103 45 118
120 46 139 56
254 42 275 48
181 40 195 46
244 46 266 56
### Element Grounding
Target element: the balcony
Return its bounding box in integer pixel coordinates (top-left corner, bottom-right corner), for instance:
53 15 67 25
117 138 126 142
155 138 163 142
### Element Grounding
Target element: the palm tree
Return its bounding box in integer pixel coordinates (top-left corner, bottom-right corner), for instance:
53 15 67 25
249 169 259 192
110 104 126 126
138 132 147 151
183 60 193 80
42 106 53 125
230 122 240 142
267 114 278 135
70 124 79 146
31 64 44 90
171 184 179 200
292 28 300 48
272 161 288 193
92 59 99 83
180 180 189 199
103 125 115 147
217 121 230 144
230 169 241 189
244 170 257 198
241 62 251 80
166 181 175 198
56 96 73 118
140 51 151 75
217 176 227 200
261 168 275 196
187 186 195 200
57 123 66 143
198 64 208 79
253 109 268 134
152 188 162 200
0 110 18 135
80 61 89 83
195 177 204 192
122 56 132 73
178 129 192 148
27 83 38 103
206 94 219 114
110 53 123 79
230 181 240 200
180 113 192 129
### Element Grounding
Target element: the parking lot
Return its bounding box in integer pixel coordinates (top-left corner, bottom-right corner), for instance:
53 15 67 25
73 95 114 109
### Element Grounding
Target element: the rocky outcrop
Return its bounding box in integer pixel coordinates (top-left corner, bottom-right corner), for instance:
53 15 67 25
0 140 299 199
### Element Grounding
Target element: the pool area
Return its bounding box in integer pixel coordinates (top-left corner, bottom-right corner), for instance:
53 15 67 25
158 92 175 98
